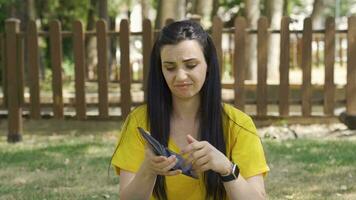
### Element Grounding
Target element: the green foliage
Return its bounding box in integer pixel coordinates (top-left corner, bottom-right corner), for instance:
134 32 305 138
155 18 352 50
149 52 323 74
220 0 243 8
0 0 19 32
108 0 128 17
35 0 90 30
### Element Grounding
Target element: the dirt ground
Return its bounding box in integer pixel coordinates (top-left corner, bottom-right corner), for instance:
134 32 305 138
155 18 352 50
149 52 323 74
258 123 356 140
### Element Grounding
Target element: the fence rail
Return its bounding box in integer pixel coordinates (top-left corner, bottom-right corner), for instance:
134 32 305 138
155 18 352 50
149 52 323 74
1 16 356 141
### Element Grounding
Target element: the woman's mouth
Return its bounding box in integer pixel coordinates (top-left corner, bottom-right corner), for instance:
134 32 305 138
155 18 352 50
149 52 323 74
174 83 193 89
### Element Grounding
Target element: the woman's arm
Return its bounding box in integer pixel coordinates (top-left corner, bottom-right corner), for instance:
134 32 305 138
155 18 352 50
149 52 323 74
223 174 266 200
119 148 182 200
119 168 156 200
181 135 266 200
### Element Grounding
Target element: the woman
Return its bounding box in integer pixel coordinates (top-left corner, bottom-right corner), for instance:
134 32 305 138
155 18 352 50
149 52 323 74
111 20 269 200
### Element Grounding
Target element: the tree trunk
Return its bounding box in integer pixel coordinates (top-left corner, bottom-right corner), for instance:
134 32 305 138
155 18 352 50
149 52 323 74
23 0 37 85
86 0 97 80
141 0 150 20
155 0 185 28
310 0 333 29
210 0 219 21
176 0 186 20
155 0 162 28
244 0 260 81
267 0 283 82
99 0 108 21
191 0 212 25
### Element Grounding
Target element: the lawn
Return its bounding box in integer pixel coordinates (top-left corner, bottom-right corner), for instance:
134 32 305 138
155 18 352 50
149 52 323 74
0 120 355 200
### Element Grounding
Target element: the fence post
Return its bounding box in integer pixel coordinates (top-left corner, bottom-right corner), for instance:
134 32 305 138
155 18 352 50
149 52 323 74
73 20 87 120
1 33 7 108
28 20 41 119
234 17 246 111
257 17 268 117
49 20 64 119
142 19 152 100
347 16 356 115
212 16 223 77
5 18 22 142
97 20 109 119
279 16 290 117
17 33 25 107
120 19 131 119
324 17 335 116
301 17 312 117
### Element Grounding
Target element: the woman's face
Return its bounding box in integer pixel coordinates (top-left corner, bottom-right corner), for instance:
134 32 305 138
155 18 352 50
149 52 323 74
160 40 207 100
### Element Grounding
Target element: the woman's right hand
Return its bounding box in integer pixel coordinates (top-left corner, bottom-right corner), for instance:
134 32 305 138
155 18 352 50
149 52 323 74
142 147 182 176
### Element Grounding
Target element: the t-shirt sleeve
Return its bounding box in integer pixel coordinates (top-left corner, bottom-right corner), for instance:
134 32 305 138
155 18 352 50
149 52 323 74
111 113 146 175
230 117 270 179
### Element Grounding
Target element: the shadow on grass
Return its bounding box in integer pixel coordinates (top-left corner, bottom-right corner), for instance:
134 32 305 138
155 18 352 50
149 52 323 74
0 119 122 136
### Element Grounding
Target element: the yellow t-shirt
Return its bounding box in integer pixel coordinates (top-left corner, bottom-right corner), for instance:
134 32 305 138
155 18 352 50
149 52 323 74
111 103 269 200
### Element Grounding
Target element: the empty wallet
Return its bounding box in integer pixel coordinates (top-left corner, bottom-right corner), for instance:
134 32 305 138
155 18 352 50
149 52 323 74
137 127 198 179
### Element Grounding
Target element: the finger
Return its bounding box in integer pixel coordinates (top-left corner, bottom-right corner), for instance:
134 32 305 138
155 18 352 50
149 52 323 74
195 163 210 173
185 148 206 164
192 148 207 160
164 169 182 176
162 157 178 172
181 142 205 155
151 155 167 163
187 134 198 144
193 155 209 168
151 155 176 169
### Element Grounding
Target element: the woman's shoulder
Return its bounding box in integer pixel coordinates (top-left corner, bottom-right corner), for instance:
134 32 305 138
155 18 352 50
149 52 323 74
128 104 147 120
222 103 252 124
222 103 257 135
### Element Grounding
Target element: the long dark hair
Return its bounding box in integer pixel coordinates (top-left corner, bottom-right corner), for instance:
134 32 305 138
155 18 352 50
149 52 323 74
147 20 226 200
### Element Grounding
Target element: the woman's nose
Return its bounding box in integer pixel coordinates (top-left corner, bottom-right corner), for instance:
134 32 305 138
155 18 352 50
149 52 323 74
176 69 188 81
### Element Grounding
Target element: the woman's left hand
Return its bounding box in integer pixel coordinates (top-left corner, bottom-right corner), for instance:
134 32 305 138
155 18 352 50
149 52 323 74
180 135 232 176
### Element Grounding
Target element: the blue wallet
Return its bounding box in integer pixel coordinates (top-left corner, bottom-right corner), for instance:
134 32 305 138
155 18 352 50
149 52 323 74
137 127 198 179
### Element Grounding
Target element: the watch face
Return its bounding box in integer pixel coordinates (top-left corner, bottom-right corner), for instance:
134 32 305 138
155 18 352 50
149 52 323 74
221 163 239 182
233 164 239 178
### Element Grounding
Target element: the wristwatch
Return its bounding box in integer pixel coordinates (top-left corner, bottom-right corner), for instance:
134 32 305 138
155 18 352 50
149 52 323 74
220 162 239 182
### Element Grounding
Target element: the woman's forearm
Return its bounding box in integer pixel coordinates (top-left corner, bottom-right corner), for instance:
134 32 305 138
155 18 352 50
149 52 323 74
223 176 266 200
120 165 157 200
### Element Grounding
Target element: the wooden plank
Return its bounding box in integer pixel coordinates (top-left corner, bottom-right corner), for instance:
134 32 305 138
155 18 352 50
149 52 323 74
257 17 268 116
165 18 174 25
73 20 87 120
1 33 8 108
49 20 64 119
142 19 152 100
96 20 109 118
279 16 290 116
234 17 246 111
324 17 335 116
17 34 25 106
27 20 41 119
301 17 312 117
212 16 223 77
339 36 344 66
120 19 132 119
347 16 356 115
5 19 22 142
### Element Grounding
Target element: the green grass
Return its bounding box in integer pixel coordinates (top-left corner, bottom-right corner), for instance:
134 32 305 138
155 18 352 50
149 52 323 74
264 139 356 200
1 120 356 199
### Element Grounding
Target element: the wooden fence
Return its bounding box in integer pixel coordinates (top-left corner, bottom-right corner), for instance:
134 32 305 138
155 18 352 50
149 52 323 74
1 16 356 141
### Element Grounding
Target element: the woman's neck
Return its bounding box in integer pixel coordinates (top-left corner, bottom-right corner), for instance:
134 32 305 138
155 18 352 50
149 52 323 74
171 95 201 121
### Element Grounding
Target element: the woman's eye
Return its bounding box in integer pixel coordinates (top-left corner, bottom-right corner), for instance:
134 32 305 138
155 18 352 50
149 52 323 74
165 66 175 71
186 64 197 69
